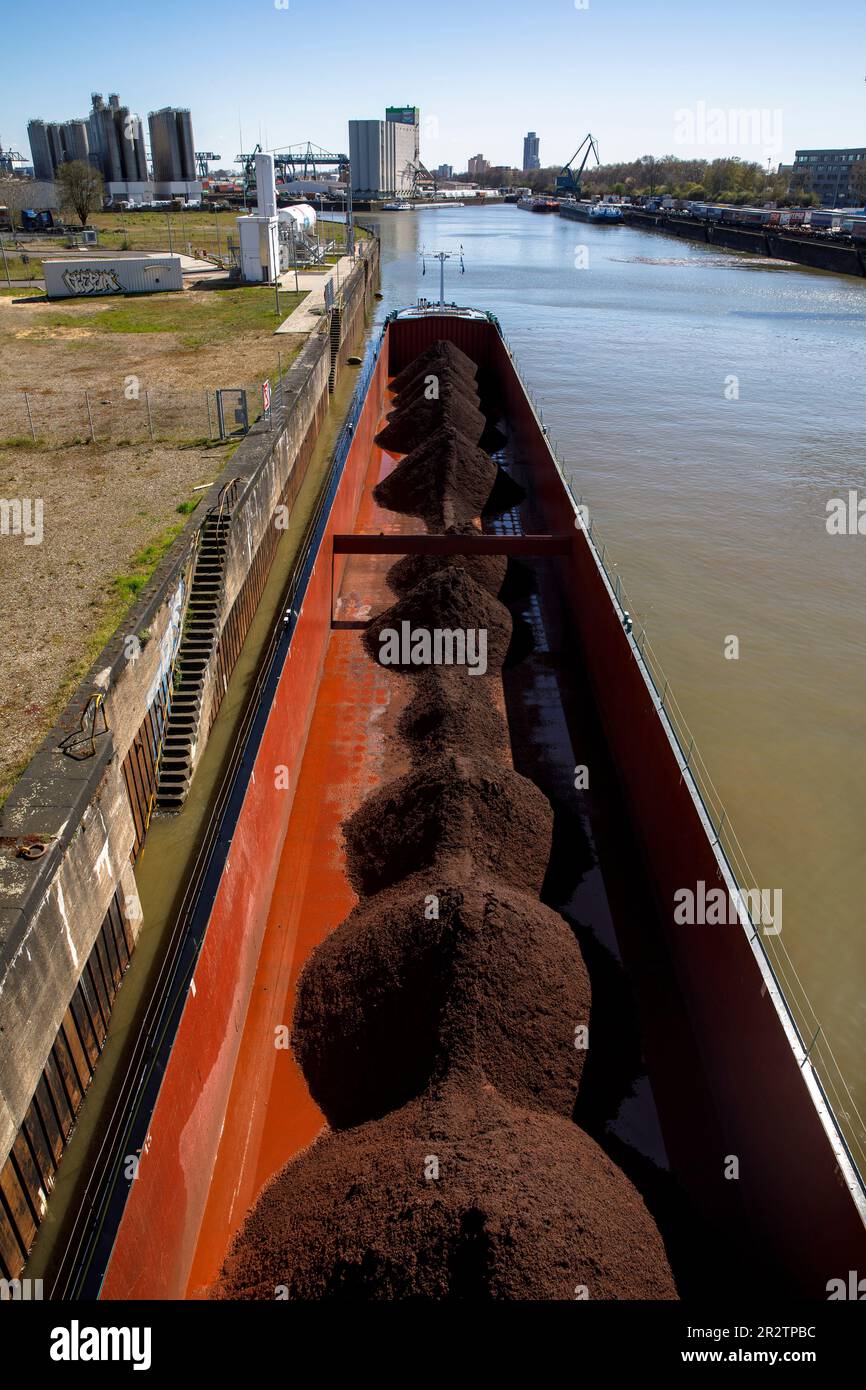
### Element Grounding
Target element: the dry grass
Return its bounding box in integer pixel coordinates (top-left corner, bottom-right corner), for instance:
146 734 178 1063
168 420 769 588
0 438 235 803
0 282 305 395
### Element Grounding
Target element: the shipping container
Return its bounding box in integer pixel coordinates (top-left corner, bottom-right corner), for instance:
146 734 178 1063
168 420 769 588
43 254 184 298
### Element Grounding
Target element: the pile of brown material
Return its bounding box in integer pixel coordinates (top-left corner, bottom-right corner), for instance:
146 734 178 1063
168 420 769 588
397 668 508 759
214 1083 678 1301
363 568 512 675
386 526 507 599
375 390 488 454
391 363 481 415
292 877 591 1129
342 754 553 898
389 339 478 396
213 337 676 1303
373 427 497 528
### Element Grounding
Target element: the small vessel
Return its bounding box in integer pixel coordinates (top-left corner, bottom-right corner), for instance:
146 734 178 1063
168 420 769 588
517 195 560 213
382 200 412 211
559 199 624 224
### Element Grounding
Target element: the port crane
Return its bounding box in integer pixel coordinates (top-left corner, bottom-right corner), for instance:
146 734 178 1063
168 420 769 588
401 159 437 199
555 133 600 198
235 142 350 197
195 151 221 178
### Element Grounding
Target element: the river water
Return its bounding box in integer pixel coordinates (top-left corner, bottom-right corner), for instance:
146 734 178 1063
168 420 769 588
366 204 866 1135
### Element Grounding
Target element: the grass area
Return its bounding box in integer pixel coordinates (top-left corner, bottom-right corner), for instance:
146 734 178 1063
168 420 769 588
84 210 351 258
113 519 187 602
0 253 43 281
23 284 305 350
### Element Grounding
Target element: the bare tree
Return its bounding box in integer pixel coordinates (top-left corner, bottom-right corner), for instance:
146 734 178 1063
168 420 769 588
55 161 104 226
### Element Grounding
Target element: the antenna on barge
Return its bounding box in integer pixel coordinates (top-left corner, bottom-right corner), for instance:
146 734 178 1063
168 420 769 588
420 245 465 305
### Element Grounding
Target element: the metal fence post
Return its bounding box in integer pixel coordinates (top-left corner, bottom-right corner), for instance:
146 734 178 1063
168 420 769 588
146 390 154 442
206 390 213 441
84 390 95 443
23 390 36 443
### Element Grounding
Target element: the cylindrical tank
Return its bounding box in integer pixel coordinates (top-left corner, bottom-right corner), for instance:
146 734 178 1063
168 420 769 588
255 154 277 218
278 203 317 231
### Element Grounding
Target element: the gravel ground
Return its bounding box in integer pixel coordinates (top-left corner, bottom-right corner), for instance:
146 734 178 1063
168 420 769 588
0 290 304 394
0 438 231 802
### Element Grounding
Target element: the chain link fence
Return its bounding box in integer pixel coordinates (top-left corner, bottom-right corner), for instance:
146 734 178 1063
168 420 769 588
0 382 274 447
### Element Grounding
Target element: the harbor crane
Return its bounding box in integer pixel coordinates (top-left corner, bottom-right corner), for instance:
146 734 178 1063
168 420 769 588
555 133 601 198
195 151 221 178
401 159 436 199
235 142 350 197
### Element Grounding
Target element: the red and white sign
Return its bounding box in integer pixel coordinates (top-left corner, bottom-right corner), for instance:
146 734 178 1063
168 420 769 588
262 380 271 413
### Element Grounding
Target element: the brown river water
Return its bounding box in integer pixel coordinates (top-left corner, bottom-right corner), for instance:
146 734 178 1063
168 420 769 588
368 203 866 1148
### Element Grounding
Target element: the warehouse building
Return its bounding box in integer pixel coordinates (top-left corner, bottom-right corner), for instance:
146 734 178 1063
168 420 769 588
349 117 416 197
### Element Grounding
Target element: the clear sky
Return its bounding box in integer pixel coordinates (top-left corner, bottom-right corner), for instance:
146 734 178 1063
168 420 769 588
2 0 864 172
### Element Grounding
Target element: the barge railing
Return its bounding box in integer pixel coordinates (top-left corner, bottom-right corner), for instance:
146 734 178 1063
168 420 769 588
500 330 866 1190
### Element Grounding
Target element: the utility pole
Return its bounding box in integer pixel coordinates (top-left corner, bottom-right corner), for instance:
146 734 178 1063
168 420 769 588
346 163 355 256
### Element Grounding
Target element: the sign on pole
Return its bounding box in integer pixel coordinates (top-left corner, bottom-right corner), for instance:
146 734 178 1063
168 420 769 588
262 380 271 415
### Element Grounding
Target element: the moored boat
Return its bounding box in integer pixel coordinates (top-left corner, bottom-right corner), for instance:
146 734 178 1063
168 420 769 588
559 199 624 223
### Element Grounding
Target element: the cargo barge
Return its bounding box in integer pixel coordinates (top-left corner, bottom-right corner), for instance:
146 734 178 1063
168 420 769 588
558 200 624 224
41 302 865 1300
517 195 560 213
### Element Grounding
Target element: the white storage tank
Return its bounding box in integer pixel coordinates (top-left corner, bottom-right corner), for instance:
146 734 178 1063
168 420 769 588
278 203 316 232
43 255 183 298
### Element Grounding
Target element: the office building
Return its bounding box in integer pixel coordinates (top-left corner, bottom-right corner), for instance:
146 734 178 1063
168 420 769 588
468 153 490 177
523 131 540 171
791 147 866 207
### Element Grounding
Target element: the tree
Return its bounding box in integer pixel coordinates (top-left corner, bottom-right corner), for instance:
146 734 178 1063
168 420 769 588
640 155 657 195
55 160 104 226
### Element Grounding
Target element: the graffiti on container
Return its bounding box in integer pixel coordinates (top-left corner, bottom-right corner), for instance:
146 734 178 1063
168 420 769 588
61 267 123 296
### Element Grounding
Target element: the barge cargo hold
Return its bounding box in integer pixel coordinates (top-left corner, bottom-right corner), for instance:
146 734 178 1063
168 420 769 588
45 304 864 1301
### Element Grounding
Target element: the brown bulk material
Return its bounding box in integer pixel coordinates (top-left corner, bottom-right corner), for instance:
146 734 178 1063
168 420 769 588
291 876 591 1129
397 668 508 759
391 364 481 415
389 339 479 395
213 1083 679 1301
375 391 489 454
363 567 512 674
373 427 497 528
386 526 507 599
342 754 553 897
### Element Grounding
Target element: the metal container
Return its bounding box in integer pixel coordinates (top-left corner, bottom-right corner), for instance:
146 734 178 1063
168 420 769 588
43 255 184 298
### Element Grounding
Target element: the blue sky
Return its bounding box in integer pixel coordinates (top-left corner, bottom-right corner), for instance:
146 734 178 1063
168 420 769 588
2 0 864 171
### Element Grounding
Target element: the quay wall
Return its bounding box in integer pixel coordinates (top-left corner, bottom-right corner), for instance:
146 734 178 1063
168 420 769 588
0 237 380 1280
